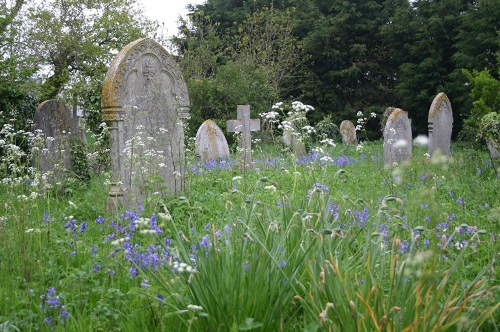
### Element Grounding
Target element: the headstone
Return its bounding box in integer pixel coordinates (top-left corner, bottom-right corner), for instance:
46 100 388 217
195 120 230 161
227 105 260 170
31 99 86 181
283 130 307 157
428 92 453 156
101 38 190 209
383 108 412 166
339 120 357 145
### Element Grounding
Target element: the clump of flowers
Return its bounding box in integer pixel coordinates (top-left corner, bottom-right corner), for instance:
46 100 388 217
260 101 316 149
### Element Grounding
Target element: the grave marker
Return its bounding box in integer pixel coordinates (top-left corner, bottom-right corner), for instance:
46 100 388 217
31 99 86 182
101 38 190 209
383 108 412 166
227 105 260 170
195 120 230 161
340 120 357 145
428 92 453 156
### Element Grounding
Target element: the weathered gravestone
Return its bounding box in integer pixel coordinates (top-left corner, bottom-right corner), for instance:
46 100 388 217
101 38 190 209
283 129 307 157
383 108 412 166
339 120 357 145
227 105 260 170
31 99 87 182
428 92 453 156
195 120 230 161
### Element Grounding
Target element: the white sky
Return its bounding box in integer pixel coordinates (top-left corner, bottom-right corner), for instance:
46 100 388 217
139 0 206 37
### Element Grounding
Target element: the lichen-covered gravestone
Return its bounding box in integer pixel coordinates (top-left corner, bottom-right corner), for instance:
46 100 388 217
195 120 230 161
31 99 86 183
101 38 190 209
383 108 412 166
339 120 357 145
227 105 260 170
428 92 453 156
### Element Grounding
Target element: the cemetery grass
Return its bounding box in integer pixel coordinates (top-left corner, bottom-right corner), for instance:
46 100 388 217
0 142 499 331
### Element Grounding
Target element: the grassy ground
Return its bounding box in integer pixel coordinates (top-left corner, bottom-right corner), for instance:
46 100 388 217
0 141 499 331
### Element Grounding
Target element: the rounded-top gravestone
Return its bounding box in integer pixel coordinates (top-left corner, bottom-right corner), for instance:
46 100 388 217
428 92 453 156
195 120 230 162
339 120 357 145
383 108 412 166
101 38 190 209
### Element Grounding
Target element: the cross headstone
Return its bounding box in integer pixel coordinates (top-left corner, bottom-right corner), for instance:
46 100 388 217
339 120 357 145
195 119 230 162
31 99 87 185
101 38 190 210
227 105 260 170
428 92 453 156
383 108 412 166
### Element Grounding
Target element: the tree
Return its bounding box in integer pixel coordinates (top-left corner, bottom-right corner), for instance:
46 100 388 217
23 0 157 129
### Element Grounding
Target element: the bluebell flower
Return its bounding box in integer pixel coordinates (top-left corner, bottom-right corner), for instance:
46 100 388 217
43 210 52 224
45 317 52 324
79 221 87 233
95 216 104 224
129 267 138 279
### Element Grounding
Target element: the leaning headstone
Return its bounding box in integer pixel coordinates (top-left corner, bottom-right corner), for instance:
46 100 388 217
101 38 190 209
31 99 86 182
428 92 453 156
339 120 357 145
195 120 230 161
227 105 260 170
383 108 412 166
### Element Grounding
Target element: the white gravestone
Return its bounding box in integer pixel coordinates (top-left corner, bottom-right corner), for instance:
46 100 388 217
384 108 412 166
428 92 453 156
195 120 230 161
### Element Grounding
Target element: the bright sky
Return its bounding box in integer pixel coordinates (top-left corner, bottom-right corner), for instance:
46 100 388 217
139 0 206 37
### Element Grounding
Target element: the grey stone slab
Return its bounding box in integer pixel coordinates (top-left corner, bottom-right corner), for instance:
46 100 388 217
339 120 357 145
195 120 230 161
31 99 86 182
101 38 190 209
383 108 412 166
428 92 453 156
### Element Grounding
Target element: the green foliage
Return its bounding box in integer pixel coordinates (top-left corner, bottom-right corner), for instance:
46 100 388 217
186 60 278 142
462 69 500 141
479 112 500 148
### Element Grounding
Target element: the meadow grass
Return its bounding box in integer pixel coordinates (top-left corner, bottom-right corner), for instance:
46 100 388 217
0 140 499 331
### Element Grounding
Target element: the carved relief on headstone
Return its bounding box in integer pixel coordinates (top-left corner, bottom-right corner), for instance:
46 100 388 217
339 120 357 145
195 120 230 161
383 108 412 166
31 99 86 183
101 38 190 209
428 92 453 156
227 105 260 171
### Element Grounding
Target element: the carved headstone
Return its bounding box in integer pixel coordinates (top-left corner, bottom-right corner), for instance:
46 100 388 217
383 108 412 166
101 38 190 209
227 105 260 170
195 120 230 161
339 120 357 145
428 92 453 156
31 99 86 181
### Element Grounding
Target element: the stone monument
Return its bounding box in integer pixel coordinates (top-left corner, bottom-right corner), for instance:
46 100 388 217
195 120 230 161
428 92 453 156
383 108 412 166
31 99 86 181
101 38 190 209
227 105 260 170
339 120 357 145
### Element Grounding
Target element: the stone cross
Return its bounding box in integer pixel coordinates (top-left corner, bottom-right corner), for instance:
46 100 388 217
227 105 260 170
101 38 190 211
428 92 453 156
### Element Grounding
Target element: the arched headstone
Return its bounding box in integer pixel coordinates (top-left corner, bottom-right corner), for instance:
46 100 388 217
428 92 453 156
383 108 412 166
340 120 357 145
101 38 190 209
195 120 230 161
